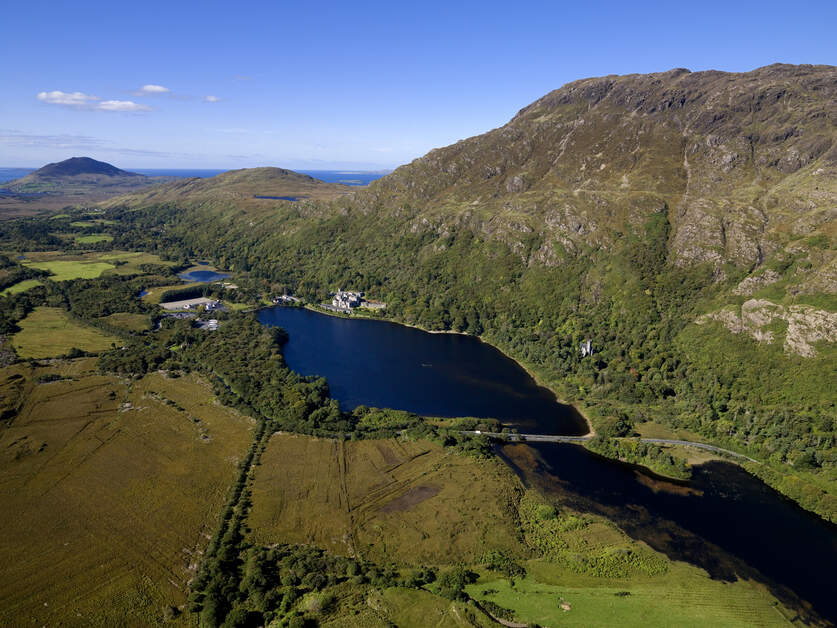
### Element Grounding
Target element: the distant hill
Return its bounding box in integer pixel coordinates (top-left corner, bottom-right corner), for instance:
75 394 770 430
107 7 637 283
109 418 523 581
31 157 143 179
3 157 155 194
103 167 355 214
0 157 173 217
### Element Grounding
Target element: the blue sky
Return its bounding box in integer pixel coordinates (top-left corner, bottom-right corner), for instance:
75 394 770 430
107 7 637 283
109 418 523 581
1 0 834 170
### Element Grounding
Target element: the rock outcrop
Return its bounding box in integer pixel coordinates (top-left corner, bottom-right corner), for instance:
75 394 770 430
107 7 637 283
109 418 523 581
699 299 837 357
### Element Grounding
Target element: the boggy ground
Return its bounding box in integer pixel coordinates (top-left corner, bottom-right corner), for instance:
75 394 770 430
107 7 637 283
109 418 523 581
248 434 524 565
246 433 798 627
0 361 253 626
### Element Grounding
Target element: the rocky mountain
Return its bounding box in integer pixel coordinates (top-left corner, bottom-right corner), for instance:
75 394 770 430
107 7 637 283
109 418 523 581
358 64 835 281
86 64 837 520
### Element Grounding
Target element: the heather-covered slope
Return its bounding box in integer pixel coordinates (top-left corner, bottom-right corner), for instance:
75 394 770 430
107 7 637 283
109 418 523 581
360 64 835 276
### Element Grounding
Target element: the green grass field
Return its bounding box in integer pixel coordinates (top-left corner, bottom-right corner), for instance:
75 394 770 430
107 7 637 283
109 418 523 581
70 219 117 227
12 307 119 358
466 561 794 627
0 278 43 296
0 366 254 626
23 259 115 280
74 233 114 244
13 250 176 281
226 302 253 311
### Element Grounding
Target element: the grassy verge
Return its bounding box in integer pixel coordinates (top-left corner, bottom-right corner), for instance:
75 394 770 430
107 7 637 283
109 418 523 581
142 282 208 304
23 259 115 281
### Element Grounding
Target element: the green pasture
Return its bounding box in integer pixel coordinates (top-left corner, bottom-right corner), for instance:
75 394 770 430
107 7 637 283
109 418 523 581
23 260 115 281
12 307 119 357
0 278 43 296
74 233 114 244
466 561 793 627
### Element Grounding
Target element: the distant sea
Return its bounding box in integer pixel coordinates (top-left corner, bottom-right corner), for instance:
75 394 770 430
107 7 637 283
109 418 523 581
0 168 35 185
0 167 387 187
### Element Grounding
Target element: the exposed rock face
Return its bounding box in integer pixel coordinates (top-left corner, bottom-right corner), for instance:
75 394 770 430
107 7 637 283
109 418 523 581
699 299 837 357
733 270 781 296
356 64 836 272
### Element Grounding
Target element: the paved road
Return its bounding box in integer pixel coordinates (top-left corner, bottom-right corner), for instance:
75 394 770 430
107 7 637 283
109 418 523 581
462 431 759 463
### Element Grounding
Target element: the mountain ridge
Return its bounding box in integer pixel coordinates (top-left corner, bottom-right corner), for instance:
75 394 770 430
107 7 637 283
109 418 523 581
353 63 835 281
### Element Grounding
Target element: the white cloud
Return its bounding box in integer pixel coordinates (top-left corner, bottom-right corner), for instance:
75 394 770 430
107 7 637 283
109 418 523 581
36 91 151 112
138 84 170 94
37 90 100 106
204 95 221 103
97 100 152 112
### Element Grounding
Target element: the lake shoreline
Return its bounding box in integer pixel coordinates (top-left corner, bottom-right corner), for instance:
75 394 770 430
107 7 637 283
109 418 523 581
297 302 596 436
265 302 837 530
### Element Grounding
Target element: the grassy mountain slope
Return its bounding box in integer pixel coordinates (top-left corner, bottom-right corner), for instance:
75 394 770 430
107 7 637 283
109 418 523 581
102 167 355 216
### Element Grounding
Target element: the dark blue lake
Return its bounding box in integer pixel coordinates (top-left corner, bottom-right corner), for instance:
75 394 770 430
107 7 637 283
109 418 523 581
258 304 837 624
258 305 587 435
178 270 230 282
